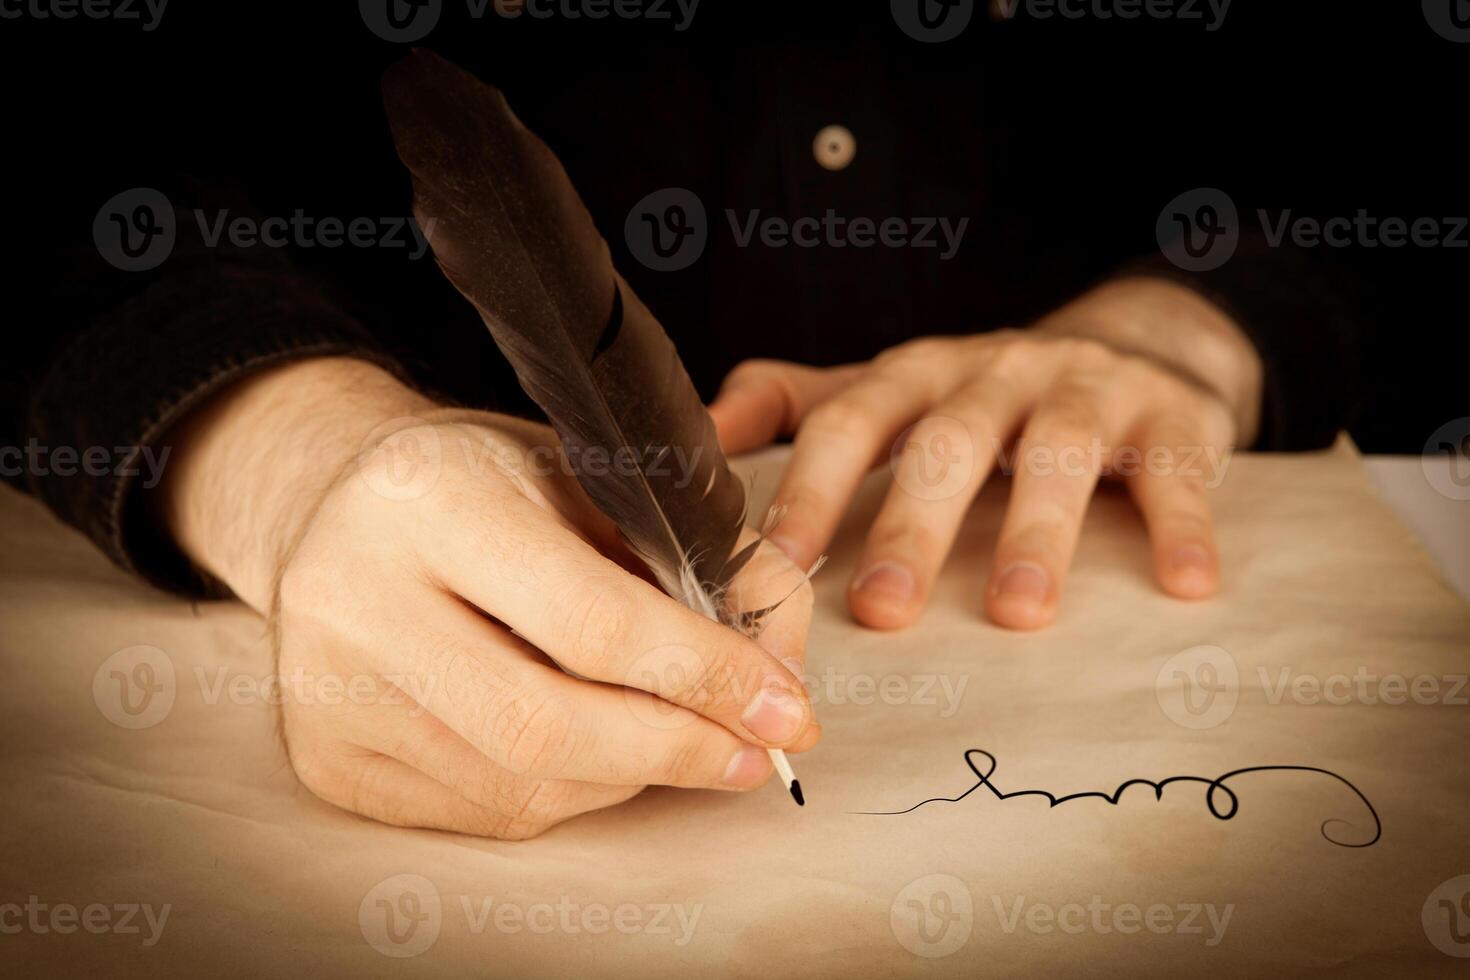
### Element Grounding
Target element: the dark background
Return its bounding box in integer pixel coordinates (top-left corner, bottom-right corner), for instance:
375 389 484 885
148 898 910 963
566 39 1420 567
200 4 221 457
3 0 1465 452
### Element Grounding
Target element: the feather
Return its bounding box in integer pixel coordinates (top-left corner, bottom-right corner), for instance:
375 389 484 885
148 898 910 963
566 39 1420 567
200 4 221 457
381 49 753 612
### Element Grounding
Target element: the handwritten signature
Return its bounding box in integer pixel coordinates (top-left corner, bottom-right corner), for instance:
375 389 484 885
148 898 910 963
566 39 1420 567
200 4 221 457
859 749 1381 848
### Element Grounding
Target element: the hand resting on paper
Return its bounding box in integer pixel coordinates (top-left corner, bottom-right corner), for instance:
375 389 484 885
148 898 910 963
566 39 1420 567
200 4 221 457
158 357 818 839
708 276 1265 631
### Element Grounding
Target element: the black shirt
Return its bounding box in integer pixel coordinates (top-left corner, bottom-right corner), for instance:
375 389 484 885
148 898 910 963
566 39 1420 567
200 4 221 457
2 1 1464 589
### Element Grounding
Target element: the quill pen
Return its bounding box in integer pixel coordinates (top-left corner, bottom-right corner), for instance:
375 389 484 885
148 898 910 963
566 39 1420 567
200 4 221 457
382 49 804 804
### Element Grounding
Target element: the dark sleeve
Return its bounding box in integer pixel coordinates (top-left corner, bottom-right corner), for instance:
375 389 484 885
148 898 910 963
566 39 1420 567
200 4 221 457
1118 232 1365 452
2 183 406 595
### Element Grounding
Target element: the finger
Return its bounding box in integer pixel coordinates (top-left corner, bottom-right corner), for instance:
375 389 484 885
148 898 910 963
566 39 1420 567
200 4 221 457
848 379 1031 629
986 380 1140 630
707 359 865 454
1124 416 1221 599
769 362 953 570
369 593 804 790
422 492 815 747
723 533 815 673
298 740 639 840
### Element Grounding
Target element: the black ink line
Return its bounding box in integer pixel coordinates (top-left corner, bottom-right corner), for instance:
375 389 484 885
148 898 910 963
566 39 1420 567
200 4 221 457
858 749 1381 848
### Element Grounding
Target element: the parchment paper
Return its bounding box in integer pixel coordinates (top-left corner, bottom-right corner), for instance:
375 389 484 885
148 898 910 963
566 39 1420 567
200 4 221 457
2 438 1467 976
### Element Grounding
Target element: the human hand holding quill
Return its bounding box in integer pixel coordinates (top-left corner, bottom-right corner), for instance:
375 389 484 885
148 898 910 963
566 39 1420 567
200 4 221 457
381 50 816 806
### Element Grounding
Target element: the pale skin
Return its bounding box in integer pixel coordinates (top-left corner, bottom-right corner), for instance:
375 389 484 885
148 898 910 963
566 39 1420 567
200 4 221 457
161 275 1261 838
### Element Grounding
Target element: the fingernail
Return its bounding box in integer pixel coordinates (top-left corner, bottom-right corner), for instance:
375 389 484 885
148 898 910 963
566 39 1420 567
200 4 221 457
740 685 806 743
1169 545 1213 574
721 745 771 789
781 657 805 681
851 561 916 604
992 561 1050 605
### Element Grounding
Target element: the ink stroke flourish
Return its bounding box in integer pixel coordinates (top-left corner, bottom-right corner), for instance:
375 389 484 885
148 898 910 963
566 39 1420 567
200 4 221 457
858 749 1381 848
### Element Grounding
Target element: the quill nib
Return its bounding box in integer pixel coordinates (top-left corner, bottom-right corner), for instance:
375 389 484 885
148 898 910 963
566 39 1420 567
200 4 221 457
770 749 804 806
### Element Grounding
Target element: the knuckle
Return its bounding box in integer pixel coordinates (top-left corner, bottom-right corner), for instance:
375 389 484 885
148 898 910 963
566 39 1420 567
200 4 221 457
1158 508 1213 538
287 740 385 822
776 481 830 522
879 336 948 367
1059 335 1118 369
1010 506 1080 547
803 398 882 444
494 690 577 776
725 357 781 387
866 518 942 565
987 332 1044 371
662 738 715 785
283 741 333 799
561 576 639 664
490 781 584 840
1032 397 1102 445
668 647 741 714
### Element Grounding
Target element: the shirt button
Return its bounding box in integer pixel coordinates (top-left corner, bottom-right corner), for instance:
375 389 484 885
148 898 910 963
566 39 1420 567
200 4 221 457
813 125 856 171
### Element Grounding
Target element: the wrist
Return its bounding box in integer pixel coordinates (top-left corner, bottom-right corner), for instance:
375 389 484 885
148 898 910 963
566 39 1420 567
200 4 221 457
1032 277 1264 445
159 356 438 611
